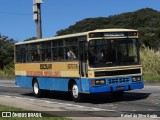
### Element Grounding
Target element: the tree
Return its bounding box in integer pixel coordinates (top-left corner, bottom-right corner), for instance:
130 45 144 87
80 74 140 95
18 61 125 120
24 37 37 41
0 34 16 69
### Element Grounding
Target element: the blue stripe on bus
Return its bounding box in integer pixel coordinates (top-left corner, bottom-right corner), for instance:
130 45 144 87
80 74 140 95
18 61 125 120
130 82 144 90
16 76 33 88
81 78 90 92
15 75 143 93
16 76 74 91
15 76 90 92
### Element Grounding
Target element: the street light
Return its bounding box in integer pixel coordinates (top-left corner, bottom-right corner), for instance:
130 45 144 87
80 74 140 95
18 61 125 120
33 0 43 39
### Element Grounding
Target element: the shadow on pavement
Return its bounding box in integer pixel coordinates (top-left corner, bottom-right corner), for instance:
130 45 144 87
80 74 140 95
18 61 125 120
22 91 151 104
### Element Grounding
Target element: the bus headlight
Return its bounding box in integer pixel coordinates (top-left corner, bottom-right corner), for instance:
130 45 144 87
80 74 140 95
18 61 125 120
132 76 141 82
95 79 106 85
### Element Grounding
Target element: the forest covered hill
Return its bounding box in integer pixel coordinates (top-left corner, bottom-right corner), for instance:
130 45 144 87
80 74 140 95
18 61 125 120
56 8 160 50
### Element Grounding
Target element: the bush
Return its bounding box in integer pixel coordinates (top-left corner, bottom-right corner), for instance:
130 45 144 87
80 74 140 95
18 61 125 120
0 65 15 79
141 47 160 82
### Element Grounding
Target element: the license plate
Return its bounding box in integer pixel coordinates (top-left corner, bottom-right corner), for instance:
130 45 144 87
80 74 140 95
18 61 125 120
116 86 124 91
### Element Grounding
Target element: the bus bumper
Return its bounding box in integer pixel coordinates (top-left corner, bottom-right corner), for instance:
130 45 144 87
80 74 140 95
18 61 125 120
89 82 144 93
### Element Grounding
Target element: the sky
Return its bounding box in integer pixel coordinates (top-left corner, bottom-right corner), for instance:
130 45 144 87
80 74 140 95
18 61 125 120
0 0 160 41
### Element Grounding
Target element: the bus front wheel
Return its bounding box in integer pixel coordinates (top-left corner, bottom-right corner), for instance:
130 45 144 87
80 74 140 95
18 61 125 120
33 80 42 98
71 83 81 102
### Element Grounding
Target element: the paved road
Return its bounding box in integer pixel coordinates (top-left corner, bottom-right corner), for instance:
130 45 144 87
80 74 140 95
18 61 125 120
0 80 160 120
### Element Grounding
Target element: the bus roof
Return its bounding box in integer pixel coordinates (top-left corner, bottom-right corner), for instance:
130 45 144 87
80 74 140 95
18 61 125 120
15 28 137 45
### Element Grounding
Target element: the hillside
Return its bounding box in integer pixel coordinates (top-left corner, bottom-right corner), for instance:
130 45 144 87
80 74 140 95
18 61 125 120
56 8 160 50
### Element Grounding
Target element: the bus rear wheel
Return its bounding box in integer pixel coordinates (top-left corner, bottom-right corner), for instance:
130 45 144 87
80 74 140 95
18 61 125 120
33 80 42 98
71 83 81 102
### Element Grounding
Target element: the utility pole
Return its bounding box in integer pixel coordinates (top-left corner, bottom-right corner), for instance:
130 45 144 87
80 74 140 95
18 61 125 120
33 0 43 39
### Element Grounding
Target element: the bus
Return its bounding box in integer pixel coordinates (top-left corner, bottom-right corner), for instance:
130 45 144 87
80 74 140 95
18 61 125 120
15 29 144 102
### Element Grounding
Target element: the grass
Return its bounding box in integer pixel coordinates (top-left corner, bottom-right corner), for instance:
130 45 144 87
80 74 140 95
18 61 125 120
141 47 160 83
0 66 15 79
0 104 69 120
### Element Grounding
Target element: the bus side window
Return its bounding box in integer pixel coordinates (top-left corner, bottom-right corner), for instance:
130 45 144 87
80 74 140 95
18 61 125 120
31 50 40 61
45 49 51 61
40 50 45 61
65 37 78 61
45 41 52 61
52 48 58 61
67 48 77 60
16 45 22 63
58 47 64 61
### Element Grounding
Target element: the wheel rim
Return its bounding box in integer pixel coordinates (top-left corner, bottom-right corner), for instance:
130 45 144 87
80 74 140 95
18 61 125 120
34 82 39 94
72 84 78 98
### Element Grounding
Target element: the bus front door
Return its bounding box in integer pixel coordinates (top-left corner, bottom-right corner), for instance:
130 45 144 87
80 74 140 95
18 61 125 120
78 40 89 93
78 41 87 77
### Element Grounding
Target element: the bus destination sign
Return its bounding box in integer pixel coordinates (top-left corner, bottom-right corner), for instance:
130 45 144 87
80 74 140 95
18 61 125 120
104 32 125 37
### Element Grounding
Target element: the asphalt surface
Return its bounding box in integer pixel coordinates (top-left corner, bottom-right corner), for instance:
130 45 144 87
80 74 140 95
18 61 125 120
0 80 160 120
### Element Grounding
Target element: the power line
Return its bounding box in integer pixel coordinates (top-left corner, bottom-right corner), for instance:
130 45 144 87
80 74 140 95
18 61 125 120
0 11 32 16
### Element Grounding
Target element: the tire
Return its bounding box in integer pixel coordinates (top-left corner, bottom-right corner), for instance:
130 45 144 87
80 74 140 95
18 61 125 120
71 83 81 102
33 80 42 98
111 91 124 100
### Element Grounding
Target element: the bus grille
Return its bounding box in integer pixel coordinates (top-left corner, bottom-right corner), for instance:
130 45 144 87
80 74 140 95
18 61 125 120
94 69 141 77
108 77 129 84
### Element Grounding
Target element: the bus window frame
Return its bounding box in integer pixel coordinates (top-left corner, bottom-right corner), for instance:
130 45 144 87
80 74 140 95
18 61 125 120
88 38 140 68
15 36 88 63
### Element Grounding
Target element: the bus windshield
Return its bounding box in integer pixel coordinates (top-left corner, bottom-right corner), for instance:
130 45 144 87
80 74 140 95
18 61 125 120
88 39 140 67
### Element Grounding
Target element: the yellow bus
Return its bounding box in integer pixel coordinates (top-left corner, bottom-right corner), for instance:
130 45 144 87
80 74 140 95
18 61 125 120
15 29 143 102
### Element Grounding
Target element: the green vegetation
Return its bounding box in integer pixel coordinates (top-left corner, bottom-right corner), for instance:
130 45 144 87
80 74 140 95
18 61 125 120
0 35 15 79
141 47 160 82
0 104 22 111
0 104 69 120
0 8 160 82
0 36 15 70
0 66 14 79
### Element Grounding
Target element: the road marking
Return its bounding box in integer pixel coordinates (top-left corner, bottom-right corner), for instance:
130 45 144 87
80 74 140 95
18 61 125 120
1 95 115 112
132 110 137 111
0 85 19 88
147 109 154 111
108 104 114 107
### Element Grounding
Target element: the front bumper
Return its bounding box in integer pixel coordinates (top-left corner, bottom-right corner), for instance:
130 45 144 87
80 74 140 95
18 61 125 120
89 82 144 93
